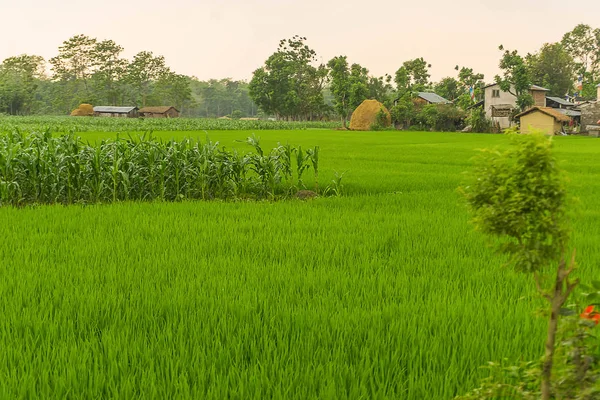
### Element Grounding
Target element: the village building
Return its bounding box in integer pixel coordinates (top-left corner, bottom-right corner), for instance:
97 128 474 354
515 107 570 135
415 92 451 105
138 106 180 118
483 84 549 129
93 106 139 118
580 84 600 132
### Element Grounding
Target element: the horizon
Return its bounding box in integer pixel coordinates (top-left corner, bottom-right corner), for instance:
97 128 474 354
2 0 599 84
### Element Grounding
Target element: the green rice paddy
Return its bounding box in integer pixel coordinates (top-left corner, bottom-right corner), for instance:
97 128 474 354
1 128 599 399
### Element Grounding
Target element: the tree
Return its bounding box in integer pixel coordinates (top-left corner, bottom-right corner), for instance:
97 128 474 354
327 56 352 128
455 66 485 110
126 51 169 107
249 36 327 120
154 73 193 112
395 58 431 98
0 55 46 114
367 74 393 107
49 34 97 93
561 24 600 94
90 39 128 105
434 77 461 101
461 132 575 400
527 43 576 97
495 46 533 111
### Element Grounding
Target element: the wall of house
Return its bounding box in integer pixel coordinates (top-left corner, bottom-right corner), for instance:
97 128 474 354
531 90 547 107
520 112 555 134
484 84 517 130
166 109 179 118
581 102 600 132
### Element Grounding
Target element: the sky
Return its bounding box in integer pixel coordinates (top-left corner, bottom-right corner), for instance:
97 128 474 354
1 0 599 84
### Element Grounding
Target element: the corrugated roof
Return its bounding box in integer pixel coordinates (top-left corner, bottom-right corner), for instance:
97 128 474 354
530 84 550 91
417 92 451 104
139 106 178 114
556 108 581 117
546 96 573 107
515 106 571 122
483 83 550 91
93 106 138 113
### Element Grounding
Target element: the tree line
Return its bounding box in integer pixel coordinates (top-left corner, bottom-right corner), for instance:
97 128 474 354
1 24 599 121
0 35 258 118
248 24 600 128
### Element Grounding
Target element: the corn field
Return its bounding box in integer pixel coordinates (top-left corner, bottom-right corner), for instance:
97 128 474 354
0 116 341 134
0 131 320 205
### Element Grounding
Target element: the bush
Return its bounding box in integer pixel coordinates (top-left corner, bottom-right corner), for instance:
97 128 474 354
416 104 465 132
467 107 493 133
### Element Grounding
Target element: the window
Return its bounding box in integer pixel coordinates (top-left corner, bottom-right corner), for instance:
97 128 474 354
492 89 501 98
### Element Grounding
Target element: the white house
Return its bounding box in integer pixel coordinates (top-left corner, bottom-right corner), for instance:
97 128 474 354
483 84 549 129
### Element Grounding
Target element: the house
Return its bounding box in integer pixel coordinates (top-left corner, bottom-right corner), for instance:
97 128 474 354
483 84 549 129
415 92 451 105
515 107 570 135
93 106 139 118
580 84 600 132
138 106 180 118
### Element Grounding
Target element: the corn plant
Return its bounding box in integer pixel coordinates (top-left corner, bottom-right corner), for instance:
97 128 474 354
0 132 323 206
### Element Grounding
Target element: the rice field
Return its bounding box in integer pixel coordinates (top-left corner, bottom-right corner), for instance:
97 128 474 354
1 128 600 399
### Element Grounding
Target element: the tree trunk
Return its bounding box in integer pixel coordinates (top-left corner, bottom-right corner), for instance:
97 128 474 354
540 252 579 400
342 117 347 129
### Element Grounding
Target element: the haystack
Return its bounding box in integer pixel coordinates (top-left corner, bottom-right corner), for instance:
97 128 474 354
70 103 94 117
349 100 391 131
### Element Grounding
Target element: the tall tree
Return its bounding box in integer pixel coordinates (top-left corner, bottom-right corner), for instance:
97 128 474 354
395 58 431 98
49 35 97 95
561 24 600 98
126 51 169 107
249 36 327 120
327 56 352 128
326 56 372 128
526 43 575 97
0 55 46 114
90 40 128 105
495 46 533 111
454 65 485 109
434 77 461 101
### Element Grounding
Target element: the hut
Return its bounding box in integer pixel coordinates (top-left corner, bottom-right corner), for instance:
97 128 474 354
93 106 138 118
138 106 180 118
515 107 570 135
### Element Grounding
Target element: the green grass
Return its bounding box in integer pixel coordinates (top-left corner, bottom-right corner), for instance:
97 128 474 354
1 130 600 399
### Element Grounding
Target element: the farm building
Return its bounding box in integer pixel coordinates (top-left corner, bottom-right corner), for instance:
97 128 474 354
93 106 139 118
139 106 180 118
515 107 570 135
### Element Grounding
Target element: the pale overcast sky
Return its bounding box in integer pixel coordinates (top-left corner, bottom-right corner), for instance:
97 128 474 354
1 0 599 83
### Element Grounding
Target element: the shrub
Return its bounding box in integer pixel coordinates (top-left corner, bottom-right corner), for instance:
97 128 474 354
467 107 493 133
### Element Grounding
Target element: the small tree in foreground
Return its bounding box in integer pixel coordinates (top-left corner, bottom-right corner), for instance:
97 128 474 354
460 132 583 399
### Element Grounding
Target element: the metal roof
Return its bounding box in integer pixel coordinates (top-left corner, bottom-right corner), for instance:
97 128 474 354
93 106 138 113
483 83 550 91
546 96 574 107
530 84 550 91
417 92 451 104
556 108 581 117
